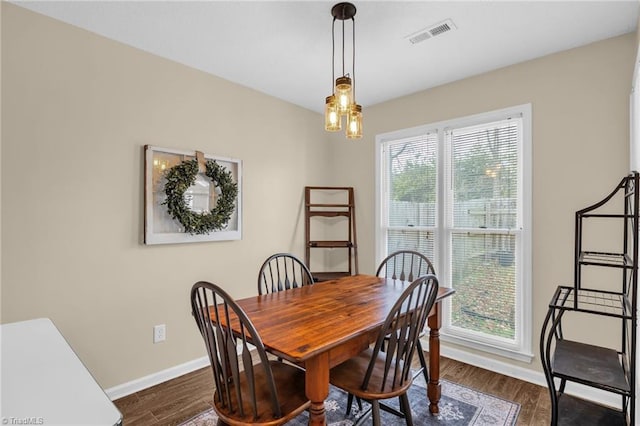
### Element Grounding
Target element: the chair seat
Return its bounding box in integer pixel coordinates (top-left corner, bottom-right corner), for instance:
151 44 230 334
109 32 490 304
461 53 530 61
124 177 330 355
330 348 414 400
214 361 310 425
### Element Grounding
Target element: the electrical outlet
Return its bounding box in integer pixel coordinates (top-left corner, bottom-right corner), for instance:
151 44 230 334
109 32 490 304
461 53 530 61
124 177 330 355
153 324 166 343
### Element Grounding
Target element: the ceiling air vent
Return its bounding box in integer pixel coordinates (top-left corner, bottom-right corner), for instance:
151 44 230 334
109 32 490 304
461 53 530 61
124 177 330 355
406 19 456 45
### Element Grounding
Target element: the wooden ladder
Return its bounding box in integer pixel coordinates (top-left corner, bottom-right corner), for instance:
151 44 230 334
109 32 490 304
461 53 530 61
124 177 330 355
304 186 358 282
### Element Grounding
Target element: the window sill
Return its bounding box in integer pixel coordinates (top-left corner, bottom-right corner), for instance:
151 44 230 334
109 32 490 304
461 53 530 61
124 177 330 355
438 333 534 363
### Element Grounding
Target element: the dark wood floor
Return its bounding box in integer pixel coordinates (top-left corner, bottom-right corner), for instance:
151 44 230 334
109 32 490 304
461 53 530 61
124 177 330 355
114 355 551 425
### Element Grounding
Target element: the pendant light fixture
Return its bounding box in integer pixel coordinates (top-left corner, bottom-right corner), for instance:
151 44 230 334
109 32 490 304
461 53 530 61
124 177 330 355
324 2 363 139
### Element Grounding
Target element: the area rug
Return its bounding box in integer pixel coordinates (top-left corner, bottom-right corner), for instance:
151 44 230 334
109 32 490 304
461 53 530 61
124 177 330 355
179 379 520 425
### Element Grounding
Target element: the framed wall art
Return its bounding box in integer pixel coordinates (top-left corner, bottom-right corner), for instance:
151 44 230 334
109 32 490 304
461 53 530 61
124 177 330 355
144 145 242 245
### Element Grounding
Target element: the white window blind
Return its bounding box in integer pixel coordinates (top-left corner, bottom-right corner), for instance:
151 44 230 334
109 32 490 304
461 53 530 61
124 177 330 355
445 117 522 343
384 133 438 262
376 105 532 361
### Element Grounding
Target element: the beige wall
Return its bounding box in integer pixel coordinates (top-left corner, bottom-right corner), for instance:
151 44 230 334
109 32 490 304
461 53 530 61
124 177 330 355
1 3 333 388
2 2 637 389
330 33 636 371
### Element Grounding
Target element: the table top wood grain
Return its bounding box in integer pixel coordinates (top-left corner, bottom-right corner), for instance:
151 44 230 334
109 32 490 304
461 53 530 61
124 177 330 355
212 274 454 362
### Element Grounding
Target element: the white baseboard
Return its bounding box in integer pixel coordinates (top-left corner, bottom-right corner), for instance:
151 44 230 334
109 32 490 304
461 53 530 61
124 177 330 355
105 356 210 401
441 345 621 409
105 345 622 410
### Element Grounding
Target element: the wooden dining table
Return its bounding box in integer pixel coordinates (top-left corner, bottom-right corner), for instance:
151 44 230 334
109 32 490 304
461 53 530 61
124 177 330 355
210 274 454 426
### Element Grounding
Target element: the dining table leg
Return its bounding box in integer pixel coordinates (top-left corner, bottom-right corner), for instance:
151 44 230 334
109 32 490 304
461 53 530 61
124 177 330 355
427 300 443 414
305 352 330 426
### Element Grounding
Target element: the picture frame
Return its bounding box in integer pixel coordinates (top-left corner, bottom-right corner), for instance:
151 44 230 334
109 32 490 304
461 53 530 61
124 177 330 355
144 145 242 245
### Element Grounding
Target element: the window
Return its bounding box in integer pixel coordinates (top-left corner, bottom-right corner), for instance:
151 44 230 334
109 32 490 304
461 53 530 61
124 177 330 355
376 105 532 361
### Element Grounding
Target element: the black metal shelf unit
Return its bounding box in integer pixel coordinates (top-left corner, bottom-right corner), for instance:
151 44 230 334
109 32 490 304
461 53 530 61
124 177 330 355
540 172 638 425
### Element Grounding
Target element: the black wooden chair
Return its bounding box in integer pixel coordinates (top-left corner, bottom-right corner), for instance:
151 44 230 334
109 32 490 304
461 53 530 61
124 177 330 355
376 250 435 385
257 253 314 295
329 274 440 426
191 281 310 425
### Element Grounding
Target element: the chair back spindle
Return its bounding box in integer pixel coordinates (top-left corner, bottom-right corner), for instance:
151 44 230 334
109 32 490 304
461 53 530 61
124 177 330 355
258 253 314 295
376 250 435 282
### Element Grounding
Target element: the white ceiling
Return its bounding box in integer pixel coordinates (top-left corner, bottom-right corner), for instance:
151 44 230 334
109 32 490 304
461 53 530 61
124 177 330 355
12 1 640 113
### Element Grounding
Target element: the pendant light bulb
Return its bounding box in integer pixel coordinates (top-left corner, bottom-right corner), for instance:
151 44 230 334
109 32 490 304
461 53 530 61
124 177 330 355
324 95 341 131
335 76 352 115
346 104 363 139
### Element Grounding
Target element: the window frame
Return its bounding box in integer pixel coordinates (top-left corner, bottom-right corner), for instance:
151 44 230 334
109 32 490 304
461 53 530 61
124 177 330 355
375 104 533 362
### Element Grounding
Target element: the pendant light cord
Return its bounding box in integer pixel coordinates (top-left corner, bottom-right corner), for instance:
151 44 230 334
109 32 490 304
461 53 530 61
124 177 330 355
331 18 336 92
352 16 356 101
341 16 346 77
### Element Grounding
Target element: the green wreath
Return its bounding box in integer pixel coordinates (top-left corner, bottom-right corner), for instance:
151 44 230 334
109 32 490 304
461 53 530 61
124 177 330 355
163 159 238 235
